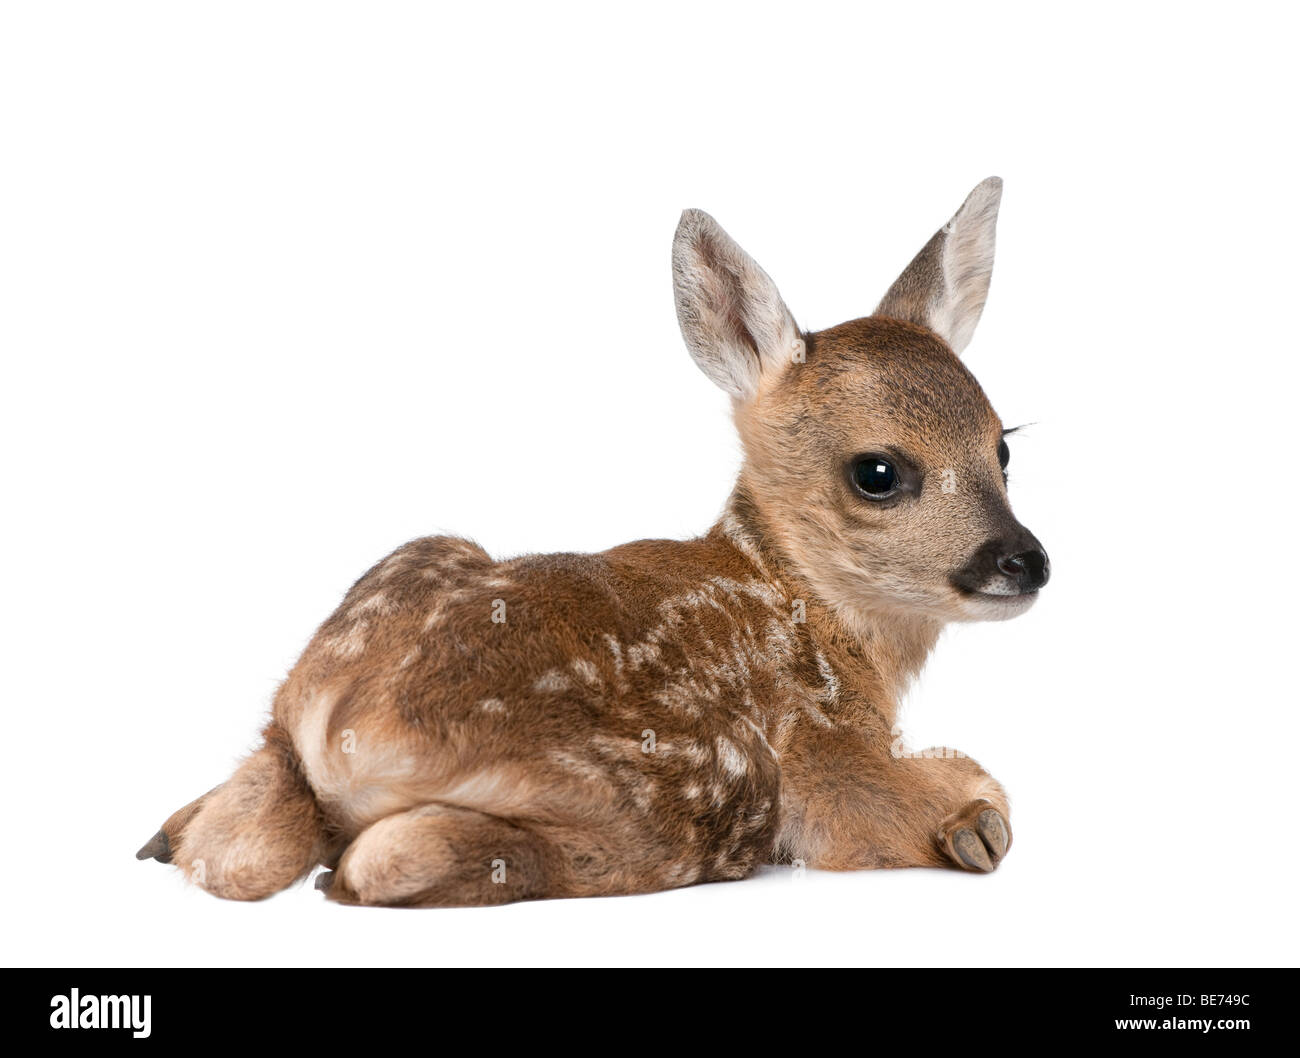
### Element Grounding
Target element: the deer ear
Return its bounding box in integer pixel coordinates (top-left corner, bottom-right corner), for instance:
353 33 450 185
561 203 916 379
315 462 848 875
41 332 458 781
672 209 803 401
874 177 1002 355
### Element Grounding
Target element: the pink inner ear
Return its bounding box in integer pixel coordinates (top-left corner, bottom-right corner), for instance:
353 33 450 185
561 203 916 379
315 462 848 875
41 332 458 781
693 232 759 355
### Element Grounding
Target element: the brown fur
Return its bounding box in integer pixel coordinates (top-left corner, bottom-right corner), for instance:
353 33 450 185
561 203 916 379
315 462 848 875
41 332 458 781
139 181 1045 906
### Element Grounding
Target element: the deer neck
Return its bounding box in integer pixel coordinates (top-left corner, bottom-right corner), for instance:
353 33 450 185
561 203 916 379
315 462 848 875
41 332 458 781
712 480 942 722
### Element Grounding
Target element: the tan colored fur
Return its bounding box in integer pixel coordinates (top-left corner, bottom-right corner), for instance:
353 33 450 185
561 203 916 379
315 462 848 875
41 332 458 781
139 179 1045 906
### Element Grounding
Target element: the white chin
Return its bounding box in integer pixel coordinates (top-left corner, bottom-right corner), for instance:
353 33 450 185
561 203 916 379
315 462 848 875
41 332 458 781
955 590 1039 622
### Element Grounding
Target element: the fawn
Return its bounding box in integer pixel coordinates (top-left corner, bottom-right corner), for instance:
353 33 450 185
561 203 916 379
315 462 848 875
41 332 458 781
137 177 1049 906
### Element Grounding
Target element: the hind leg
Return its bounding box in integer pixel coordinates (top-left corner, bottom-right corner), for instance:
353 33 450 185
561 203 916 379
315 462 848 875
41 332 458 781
135 783 224 864
140 726 328 900
320 804 563 908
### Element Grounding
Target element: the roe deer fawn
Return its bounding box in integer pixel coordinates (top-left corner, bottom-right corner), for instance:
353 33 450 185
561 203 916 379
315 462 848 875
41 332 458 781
137 177 1049 906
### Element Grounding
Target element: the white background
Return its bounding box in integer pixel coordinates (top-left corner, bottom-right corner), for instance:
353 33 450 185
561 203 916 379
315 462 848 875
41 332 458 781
3 2 1297 967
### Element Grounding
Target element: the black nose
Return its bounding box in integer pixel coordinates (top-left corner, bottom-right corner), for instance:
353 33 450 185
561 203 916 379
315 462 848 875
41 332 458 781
997 548 1050 591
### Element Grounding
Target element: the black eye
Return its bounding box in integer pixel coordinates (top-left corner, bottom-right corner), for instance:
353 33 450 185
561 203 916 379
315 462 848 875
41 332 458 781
997 438 1010 470
853 456 898 497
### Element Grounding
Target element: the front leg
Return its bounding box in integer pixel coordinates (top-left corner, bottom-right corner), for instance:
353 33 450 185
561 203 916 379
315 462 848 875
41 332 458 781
933 793 1011 872
777 721 1012 873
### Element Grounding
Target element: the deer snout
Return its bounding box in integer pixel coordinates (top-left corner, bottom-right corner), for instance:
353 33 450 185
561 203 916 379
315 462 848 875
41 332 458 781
996 546 1050 592
951 527 1050 600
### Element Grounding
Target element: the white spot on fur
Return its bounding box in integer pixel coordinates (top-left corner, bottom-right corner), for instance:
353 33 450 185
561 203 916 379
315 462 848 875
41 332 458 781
570 658 601 687
546 751 610 785
352 591 396 617
716 735 748 778
626 641 662 668
603 635 625 681
324 620 370 659
815 650 841 704
706 575 784 611
533 670 572 693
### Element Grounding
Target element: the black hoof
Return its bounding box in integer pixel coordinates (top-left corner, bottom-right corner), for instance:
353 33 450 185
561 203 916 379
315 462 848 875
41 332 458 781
135 829 171 863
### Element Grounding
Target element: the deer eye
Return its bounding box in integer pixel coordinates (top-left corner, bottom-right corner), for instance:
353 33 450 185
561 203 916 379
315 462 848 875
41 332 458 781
998 438 1011 469
852 456 898 497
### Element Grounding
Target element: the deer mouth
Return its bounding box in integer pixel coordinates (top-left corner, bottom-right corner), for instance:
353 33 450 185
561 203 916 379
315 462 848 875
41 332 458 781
956 583 1040 601
952 584 1039 620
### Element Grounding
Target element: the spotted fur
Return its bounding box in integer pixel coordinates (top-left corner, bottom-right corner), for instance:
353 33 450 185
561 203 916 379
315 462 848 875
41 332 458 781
139 179 1046 906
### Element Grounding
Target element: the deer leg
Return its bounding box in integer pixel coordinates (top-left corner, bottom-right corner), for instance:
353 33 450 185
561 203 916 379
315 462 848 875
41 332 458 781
139 724 328 900
135 783 223 864
318 804 564 908
780 724 1012 873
